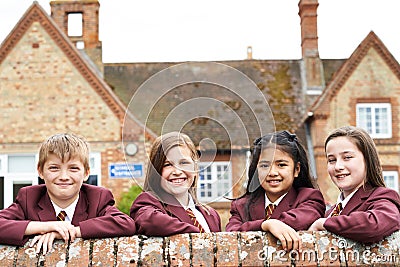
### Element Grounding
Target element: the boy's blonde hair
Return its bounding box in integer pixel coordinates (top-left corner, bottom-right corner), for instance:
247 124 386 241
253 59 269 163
37 133 90 173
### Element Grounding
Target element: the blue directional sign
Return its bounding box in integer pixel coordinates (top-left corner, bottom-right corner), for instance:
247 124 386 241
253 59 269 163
109 162 144 178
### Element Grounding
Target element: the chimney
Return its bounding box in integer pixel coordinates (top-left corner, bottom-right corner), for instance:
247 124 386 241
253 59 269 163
298 0 319 58
247 46 253 60
298 0 325 95
50 0 103 74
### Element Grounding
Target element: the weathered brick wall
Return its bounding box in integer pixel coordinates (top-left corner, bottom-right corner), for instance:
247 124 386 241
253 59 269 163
1 231 398 266
0 21 121 143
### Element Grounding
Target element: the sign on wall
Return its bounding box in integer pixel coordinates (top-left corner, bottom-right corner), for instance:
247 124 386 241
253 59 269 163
109 162 144 178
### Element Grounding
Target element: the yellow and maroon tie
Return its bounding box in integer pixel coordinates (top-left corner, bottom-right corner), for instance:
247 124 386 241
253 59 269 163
331 203 342 217
57 210 67 221
186 208 205 233
265 204 275 220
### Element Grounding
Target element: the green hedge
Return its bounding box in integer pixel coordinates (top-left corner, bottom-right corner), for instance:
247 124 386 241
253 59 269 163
117 184 143 215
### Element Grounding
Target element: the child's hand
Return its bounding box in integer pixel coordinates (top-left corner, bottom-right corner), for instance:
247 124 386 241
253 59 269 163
25 221 78 244
46 221 77 242
261 219 302 252
30 232 62 254
308 218 327 231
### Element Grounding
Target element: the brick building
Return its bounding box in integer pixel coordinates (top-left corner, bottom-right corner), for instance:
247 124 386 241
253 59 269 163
0 0 399 227
0 1 155 211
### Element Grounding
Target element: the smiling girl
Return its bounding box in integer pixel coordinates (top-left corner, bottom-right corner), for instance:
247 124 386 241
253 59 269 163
130 132 221 236
226 130 325 251
309 126 400 243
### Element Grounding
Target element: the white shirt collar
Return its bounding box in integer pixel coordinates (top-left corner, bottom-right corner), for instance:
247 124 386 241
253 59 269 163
183 194 196 210
182 194 211 233
265 192 288 208
336 187 358 209
51 195 79 222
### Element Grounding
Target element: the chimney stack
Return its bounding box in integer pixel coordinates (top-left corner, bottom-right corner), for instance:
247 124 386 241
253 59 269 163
298 0 325 95
247 46 253 60
50 0 103 74
298 0 319 58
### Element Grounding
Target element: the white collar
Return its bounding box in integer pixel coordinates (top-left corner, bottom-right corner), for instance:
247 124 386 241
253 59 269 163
336 187 359 209
265 192 287 208
183 194 196 210
51 195 79 222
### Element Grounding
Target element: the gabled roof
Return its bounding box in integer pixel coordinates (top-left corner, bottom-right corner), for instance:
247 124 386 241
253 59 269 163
0 2 156 139
308 31 400 115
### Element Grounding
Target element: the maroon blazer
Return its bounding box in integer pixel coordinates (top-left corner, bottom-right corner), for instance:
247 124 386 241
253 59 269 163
323 185 400 243
226 187 325 232
130 191 221 236
0 184 136 246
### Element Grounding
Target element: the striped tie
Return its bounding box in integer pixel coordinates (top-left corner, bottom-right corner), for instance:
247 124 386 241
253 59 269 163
57 210 67 221
331 203 342 217
265 204 275 220
186 208 205 233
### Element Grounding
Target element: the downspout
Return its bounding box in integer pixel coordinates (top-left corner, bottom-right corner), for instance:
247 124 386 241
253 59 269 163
305 113 317 179
244 150 251 190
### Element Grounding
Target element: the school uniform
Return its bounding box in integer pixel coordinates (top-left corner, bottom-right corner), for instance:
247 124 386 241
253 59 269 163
226 186 325 232
323 185 400 243
130 191 221 236
0 184 136 246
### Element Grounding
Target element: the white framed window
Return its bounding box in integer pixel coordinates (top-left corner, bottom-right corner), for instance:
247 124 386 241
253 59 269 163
87 152 101 186
197 162 232 202
0 155 6 173
0 152 101 210
356 103 392 138
1 154 38 209
383 171 399 193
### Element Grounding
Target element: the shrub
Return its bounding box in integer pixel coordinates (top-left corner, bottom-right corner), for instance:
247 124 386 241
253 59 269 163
117 184 143 215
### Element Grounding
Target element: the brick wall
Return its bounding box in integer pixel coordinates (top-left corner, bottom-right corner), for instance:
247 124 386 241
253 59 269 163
1 231 398 266
0 21 120 142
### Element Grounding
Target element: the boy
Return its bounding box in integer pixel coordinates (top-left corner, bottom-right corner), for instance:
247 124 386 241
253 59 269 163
0 133 136 254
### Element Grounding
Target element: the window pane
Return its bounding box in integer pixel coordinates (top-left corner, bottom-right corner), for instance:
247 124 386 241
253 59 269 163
8 155 36 173
357 103 392 138
383 171 399 193
197 162 232 201
384 176 395 189
90 157 96 169
357 107 371 133
13 183 31 201
85 175 98 186
375 107 388 134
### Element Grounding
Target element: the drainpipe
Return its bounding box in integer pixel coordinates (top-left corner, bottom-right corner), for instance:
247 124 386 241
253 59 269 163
305 112 317 179
244 150 251 190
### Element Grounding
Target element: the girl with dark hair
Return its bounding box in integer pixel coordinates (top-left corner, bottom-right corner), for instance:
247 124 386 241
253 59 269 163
309 126 400 243
130 132 221 236
226 130 325 251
